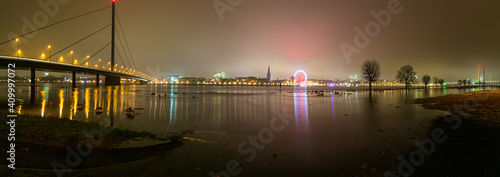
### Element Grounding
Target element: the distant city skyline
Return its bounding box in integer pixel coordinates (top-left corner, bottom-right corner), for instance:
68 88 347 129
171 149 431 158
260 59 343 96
1 0 499 82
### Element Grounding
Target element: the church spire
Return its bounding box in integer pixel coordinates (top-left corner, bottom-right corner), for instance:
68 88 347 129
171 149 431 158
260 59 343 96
267 65 271 81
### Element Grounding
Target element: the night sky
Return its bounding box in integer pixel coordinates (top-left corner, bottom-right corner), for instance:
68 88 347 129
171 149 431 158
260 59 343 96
1 0 499 82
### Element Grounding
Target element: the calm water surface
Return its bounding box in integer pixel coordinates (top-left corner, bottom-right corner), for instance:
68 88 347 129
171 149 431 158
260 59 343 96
0 83 494 176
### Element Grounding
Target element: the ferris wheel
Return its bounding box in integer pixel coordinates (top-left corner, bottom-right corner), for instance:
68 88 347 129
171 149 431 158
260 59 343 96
294 70 307 86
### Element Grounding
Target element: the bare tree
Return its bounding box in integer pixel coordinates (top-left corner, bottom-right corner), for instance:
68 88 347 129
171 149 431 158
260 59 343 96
361 59 381 91
422 75 431 88
433 77 439 85
396 65 417 89
438 79 445 86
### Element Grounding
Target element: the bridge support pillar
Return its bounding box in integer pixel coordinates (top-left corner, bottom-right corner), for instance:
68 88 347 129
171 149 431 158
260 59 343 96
30 68 35 102
72 71 76 88
139 80 148 85
96 74 100 86
105 75 121 86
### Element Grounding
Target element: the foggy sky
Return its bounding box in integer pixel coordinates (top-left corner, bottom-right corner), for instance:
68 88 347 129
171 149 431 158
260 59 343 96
1 0 499 82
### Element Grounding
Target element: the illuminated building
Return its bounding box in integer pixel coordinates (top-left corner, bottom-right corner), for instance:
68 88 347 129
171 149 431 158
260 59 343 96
267 65 271 81
348 74 358 82
478 64 485 84
214 72 226 79
169 75 179 82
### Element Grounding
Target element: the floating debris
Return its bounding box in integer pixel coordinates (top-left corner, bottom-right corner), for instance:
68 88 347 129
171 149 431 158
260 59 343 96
95 107 103 115
125 107 135 118
76 104 84 111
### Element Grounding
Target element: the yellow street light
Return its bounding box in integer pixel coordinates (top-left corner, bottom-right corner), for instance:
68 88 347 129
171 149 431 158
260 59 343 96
41 53 45 59
47 45 52 61
60 57 64 62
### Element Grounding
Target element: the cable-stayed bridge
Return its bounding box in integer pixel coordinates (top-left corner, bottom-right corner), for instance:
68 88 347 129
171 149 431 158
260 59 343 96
0 1 156 88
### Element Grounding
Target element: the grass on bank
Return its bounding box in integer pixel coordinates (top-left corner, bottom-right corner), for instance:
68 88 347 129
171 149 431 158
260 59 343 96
354 90 500 177
414 90 500 126
407 90 500 176
0 113 160 148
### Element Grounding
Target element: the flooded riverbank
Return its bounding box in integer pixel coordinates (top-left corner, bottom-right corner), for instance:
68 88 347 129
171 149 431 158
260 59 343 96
1 83 497 176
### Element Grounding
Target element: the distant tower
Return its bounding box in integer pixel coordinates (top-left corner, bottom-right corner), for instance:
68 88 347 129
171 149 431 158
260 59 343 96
267 65 271 81
478 64 485 84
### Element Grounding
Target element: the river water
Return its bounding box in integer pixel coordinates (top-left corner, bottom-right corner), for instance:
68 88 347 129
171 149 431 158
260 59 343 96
0 83 494 176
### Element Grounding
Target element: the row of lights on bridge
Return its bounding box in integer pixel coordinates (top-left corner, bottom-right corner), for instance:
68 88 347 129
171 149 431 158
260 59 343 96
13 38 153 80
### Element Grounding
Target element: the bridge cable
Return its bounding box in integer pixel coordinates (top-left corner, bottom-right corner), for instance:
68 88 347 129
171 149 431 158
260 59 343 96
48 24 111 60
116 13 137 70
116 27 133 69
0 6 111 46
115 46 127 69
79 42 111 66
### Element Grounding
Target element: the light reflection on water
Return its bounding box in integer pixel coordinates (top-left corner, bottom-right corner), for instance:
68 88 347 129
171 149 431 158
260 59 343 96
1 83 498 175
0 83 496 135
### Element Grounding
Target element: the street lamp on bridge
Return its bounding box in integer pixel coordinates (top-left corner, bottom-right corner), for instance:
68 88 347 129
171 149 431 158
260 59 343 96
15 38 19 58
47 45 52 61
70 51 74 64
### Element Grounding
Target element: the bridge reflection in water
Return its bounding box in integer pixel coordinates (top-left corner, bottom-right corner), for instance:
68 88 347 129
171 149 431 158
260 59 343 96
10 84 326 133
8 83 493 135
